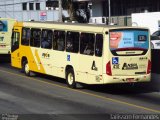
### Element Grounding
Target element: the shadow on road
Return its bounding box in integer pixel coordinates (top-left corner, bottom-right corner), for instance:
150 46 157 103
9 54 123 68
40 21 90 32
85 72 160 95
151 49 160 74
37 72 160 95
0 55 11 63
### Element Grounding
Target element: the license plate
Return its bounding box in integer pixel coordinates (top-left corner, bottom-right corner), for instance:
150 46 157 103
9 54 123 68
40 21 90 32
126 78 134 82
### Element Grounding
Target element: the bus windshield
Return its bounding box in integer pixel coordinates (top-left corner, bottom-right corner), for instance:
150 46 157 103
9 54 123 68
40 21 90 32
0 20 8 32
109 29 149 56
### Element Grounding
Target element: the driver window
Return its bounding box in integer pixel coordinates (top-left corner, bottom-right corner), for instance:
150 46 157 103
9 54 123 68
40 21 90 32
11 32 20 52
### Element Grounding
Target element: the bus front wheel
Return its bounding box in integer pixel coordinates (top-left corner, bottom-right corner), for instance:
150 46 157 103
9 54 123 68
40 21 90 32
22 61 30 76
66 69 76 88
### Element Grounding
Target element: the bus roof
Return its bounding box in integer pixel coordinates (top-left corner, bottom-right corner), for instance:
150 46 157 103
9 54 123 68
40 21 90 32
18 21 148 33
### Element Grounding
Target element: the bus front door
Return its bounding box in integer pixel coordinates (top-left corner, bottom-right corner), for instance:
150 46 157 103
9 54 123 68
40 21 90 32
11 27 21 68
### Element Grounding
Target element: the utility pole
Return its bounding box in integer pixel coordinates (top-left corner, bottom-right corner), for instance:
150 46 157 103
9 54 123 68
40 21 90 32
58 0 63 22
108 0 111 25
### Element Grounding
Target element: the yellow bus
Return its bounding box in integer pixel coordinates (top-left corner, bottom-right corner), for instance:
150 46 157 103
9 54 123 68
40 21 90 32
11 21 151 88
0 18 16 58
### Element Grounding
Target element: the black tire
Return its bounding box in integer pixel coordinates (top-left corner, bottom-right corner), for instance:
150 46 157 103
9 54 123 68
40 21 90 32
66 68 76 88
22 60 30 76
21 61 25 73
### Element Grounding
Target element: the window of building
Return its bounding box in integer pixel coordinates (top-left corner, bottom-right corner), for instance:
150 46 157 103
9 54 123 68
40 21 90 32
30 28 41 47
46 0 58 10
22 2 27 10
95 34 103 57
29 3 34 10
21 28 30 46
53 30 65 51
66 31 79 53
80 33 95 56
36 3 40 10
41 29 53 49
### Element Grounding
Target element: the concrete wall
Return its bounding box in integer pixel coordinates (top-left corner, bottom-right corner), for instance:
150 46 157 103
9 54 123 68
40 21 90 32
92 1 103 17
0 0 68 22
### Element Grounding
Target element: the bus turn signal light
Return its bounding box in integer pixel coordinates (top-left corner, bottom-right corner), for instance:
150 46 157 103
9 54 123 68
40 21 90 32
147 60 151 74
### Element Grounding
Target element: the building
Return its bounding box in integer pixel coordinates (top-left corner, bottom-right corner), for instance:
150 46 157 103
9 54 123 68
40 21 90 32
90 0 160 25
0 0 68 21
1 0 160 25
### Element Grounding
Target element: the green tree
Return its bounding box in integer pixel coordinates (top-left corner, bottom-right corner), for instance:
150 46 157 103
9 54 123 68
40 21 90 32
62 1 90 23
62 0 76 21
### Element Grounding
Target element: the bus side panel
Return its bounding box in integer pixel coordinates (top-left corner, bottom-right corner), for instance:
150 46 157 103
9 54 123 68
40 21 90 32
25 48 67 79
77 54 103 84
102 33 110 84
26 47 46 74
35 48 56 75
11 48 21 69
31 49 67 78
50 51 67 78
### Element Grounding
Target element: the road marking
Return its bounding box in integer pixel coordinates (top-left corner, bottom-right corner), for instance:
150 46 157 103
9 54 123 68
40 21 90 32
0 69 160 113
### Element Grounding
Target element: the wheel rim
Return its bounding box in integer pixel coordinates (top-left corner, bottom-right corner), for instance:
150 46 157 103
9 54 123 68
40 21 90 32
25 63 30 74
68 73 74 85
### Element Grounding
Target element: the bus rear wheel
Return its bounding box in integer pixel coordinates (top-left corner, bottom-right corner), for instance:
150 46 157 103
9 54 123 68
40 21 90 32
22 60 30 76
66 69 76 88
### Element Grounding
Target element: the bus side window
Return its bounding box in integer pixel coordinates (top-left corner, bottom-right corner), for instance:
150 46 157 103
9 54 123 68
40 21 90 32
47 30 53 49
80 33 95 56
41 29 53 49
66 31 79 53
30 28 41 47
53 31 58 50
95 34 103 57
53 30 65 51
21 28 30 46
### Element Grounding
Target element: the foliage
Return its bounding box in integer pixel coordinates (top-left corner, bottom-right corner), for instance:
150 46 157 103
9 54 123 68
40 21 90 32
62 0 90 23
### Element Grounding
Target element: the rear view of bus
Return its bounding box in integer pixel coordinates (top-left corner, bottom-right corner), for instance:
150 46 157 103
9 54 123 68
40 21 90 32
0 18 16 57
104 28 151 84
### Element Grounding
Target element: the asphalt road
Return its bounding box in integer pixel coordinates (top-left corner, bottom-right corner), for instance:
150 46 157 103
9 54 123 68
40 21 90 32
0 62 159 120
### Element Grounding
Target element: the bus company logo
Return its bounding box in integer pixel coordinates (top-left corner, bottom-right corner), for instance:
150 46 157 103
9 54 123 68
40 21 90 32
67 55 70 61
112 57 119 64
139 57 147 60
122 63 138 70
42 53 50 59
